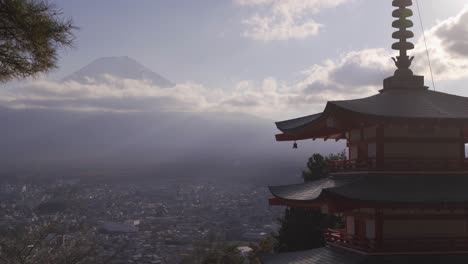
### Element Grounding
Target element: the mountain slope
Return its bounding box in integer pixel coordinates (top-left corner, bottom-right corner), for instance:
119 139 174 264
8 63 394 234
62 56 174 87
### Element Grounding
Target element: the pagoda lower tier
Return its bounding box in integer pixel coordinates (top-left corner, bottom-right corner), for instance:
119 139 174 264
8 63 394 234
268 174 468 255
260 246 468 264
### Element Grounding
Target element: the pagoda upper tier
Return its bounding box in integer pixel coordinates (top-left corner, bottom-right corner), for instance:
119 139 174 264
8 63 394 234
276 89 468 142
274 0 468 173
276 87 468 173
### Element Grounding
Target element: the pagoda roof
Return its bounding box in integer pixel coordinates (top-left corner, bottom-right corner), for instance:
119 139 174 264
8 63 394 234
260 246 364 264
269 174 468 205
276 89 468 137
276 113 322 132
333 89 468 120
269 177 351 202
260 246 468 264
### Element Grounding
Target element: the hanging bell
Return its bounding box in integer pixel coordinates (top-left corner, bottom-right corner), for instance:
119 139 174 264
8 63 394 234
293 141 298 149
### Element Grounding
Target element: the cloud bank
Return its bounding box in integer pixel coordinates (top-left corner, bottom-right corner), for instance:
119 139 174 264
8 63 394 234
3 7 468 120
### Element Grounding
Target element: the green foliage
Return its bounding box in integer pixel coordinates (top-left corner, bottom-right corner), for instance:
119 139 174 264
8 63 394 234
326 149 347 161
0 223 96 264
301 151 347 182
182 242 246 264
0 0 76 82
201 244 245 264
274 207 340 253
301 153 328 182
254 235 276 254
246 235 277 264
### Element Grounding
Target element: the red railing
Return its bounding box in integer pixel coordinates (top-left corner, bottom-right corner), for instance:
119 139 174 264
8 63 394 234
324 229 373 252
325 229 468 253
327 159 377 173
327 159 468 173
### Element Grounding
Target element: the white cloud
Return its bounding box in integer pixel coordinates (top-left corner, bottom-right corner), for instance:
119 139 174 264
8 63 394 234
0 47 389 120
236 0 274 5
236 0 349 41
4 7 468 120
410 6 468 82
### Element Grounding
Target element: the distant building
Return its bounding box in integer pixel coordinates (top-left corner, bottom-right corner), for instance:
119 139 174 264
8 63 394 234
99 221 138 234
264 1 468 263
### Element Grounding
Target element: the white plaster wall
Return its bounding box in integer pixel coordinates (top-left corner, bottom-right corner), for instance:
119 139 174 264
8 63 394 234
364 126 377 139
347 216 355 235
349 145 358 160
350 129 361 142
384 125 459 138
368 143 377 158
366 219 376 239
326 117 336 128
383 219 467 238
384 142 460 159
359 208 376 214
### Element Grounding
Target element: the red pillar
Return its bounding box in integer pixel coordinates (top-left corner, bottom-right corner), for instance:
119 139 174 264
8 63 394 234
376 125 384 170
460 126 465 170
375 210 384 250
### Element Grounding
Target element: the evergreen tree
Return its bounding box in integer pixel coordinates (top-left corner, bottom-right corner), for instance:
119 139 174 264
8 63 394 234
201 244 245 264
274 207 338 253
0 0 76 82
302 151 347 182
181 242 246 264
0 223 97 264
302 153 328 182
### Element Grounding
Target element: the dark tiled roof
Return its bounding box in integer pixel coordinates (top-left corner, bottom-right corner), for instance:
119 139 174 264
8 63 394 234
331 89 468 119
269 177 356 201
261 247 468 264
269 175 468 203
275 90 468 134
260 247 364 264
275 113 322 132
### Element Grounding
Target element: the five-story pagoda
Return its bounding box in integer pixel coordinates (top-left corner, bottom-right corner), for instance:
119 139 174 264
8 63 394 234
263 1 468 263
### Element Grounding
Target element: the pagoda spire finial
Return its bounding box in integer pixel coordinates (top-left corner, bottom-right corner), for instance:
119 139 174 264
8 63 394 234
381 0 426 92
391 0 415 77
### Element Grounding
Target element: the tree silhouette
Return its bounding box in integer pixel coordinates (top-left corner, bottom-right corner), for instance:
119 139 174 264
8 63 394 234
302 151 347 182
0 224 95 264
0 0 76 82
274 207 338 253
302 153 328 182
181 242 246 264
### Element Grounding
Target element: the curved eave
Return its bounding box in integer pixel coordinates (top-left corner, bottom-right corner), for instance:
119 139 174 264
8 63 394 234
269 175 468 209
273 102 355 142
276 89 468 131
275 128 345 142
329 90 468 121
268 177 356 202
275 113 323 133
274 92 468 142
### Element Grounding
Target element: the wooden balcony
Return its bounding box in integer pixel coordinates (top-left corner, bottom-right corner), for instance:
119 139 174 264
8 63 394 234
327 159 468 173
327 159 377 173
325 229 468 254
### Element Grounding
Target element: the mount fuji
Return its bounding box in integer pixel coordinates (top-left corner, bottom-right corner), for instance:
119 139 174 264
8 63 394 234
62 56 174 88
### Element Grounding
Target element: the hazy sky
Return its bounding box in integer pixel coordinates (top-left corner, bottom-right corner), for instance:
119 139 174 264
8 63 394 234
4 0 468 120
53 0 466 86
